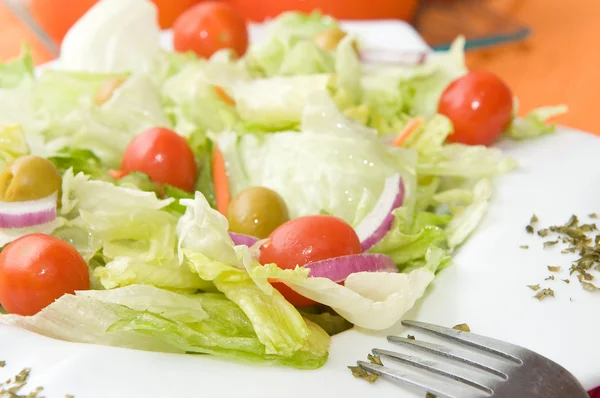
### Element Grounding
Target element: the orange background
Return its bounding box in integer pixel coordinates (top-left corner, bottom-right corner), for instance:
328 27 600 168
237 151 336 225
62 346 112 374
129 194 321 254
0 0 597 133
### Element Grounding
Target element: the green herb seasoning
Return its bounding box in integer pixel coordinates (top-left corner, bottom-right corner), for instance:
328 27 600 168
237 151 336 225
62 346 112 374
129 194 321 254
452 323 471 332
545 275 555 281
348 354 384 384
0 361 4 368
530 214 539 224
534 288 555 300
526 214 600 294
526 225 534 234
520 245 529 249
348 366 379 384
426 394 438 398
0 366 44 398
407 335 416 340
367 354 383 366
563 279 571 284
581 281 600 291
528 284 541 291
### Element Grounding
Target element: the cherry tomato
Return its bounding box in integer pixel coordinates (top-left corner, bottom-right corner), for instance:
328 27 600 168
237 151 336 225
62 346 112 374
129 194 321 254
173 2 249 59
259 215 362 307
0 234 90 315
120 127 197 193
439 71 514 146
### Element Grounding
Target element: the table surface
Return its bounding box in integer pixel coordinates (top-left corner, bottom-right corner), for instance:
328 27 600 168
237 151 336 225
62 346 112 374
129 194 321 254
0 0 597 136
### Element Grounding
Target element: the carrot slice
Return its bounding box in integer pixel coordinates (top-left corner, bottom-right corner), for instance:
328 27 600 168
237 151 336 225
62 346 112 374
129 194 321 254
109 169 127 179
213 85 236 107
391 118 424 147
212 145 230 215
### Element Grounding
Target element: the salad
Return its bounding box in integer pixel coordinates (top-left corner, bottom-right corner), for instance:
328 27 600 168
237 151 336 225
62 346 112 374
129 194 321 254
0 0 566 370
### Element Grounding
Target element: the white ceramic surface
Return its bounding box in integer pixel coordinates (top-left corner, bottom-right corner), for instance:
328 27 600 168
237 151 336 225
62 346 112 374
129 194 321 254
3 21 599 398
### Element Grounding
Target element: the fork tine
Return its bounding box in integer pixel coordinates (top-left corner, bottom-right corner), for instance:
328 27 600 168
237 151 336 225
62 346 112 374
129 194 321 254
357 361 488 398
388 336 509 379
373 348 494 394
402 321 523 364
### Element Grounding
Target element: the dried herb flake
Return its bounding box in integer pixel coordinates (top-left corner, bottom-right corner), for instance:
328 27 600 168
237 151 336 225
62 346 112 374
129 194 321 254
407 335 416 340
547 266 561 272
367 354 383 366
537 229 549 237
426 394 438 398
534 288 555 300
563 279 571 284
348 366 379 384
528 284 541 291
0 361 4 368
452 323 471 332
545 275 555 281
590 213 598 219
543 240 559 248
526 225 534 234
581 281 600 292
520 245 529 249
530 214 539 224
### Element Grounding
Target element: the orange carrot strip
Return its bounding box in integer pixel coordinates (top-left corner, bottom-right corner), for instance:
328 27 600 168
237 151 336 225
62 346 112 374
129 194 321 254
212 145 230 215
213 85 236 107
391 118 424 147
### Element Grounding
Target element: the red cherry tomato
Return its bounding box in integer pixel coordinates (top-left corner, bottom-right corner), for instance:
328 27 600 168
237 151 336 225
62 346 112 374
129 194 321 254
259 215 362 307
0 234 90 315
173 2 249 59
120 127 197 192
438 71 514 146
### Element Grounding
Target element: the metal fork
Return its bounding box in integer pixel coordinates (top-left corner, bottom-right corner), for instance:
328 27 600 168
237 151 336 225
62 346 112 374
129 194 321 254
358 320 588 398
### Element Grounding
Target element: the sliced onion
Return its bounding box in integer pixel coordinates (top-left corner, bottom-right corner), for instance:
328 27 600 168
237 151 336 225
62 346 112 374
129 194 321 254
354 174 405 252
0 192 58 229
228 232 259 247
359 50 428 65
304 253 397 283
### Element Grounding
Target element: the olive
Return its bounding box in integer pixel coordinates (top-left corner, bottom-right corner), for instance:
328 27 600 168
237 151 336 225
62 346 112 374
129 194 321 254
227 186 289 239
0 155 62 202
313 27 354 52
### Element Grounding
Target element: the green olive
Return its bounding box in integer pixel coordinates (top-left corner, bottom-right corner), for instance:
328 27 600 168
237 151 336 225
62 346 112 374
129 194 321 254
0 155 62 202
314 27 354 52
227 186 289 239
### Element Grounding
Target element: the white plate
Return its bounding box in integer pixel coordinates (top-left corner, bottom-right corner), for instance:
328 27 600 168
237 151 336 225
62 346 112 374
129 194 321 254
2 21 599 397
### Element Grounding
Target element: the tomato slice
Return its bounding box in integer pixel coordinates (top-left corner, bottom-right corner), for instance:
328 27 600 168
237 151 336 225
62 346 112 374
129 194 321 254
259 215 362 307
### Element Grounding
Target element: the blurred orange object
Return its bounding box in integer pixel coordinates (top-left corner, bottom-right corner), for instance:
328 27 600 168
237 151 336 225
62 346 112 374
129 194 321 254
28 0 98 44
152 0 202 28
27 0 202 45
228 0 419 22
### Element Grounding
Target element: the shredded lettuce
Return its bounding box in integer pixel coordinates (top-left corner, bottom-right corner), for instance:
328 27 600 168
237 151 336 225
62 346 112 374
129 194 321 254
506 105 568 140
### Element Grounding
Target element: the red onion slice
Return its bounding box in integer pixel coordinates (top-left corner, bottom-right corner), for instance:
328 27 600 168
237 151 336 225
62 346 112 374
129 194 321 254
0 193 58 229
304 253 397 283
354 174 405 252
229 232 260 247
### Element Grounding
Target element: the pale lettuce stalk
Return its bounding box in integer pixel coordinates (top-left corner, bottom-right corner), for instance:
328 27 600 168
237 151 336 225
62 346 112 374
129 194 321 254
232 74 331 127
219 94 415 225
59 0 161 74
0 285 329 369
